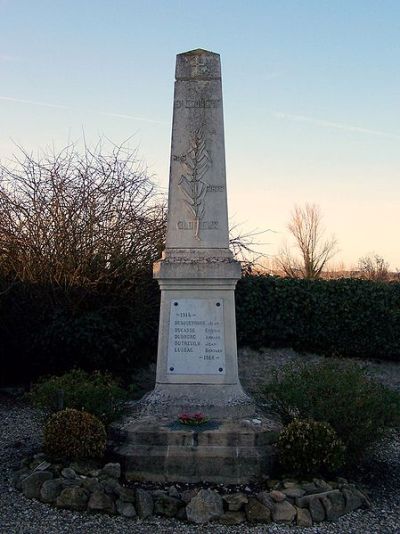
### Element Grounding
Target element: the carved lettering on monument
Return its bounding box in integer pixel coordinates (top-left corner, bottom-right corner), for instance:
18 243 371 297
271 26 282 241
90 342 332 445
177 220 218 230
174 99 221 109
167 299 225 375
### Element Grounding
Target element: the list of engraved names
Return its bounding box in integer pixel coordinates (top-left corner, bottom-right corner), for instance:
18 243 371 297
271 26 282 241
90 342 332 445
167 299 225 375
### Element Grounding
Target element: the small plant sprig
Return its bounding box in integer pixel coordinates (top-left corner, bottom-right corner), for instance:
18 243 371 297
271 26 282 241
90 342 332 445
178 412 208 426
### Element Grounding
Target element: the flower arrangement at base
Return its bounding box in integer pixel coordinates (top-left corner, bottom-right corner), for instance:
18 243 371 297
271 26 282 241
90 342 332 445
178 412 208 426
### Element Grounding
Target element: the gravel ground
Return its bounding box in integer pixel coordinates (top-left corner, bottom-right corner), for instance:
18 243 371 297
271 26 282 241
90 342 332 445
1 348 400 533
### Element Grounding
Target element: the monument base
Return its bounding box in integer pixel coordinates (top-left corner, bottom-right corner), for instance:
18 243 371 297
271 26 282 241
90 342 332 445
110 413 281 484
136 382 255 418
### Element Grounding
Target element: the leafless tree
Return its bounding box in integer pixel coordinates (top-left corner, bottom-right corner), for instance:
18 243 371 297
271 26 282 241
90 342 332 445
356 254 390 281
276 203 337 279
0 141 166 294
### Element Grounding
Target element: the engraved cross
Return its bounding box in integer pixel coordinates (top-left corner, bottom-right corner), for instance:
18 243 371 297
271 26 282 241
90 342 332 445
192 56 208 77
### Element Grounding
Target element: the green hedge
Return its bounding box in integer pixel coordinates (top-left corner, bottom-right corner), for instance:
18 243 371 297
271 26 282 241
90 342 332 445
0 274 160 386
2 275 399 386
236 276 400 360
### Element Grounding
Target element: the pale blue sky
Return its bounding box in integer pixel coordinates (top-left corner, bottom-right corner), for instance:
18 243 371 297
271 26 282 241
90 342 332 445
1 0 399 267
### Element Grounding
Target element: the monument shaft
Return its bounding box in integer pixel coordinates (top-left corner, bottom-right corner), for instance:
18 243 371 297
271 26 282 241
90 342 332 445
151 49 252 416
165 49 229 252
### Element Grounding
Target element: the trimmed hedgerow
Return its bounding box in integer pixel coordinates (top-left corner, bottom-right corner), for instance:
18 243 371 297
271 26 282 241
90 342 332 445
1 275 399 386
236 276 400 361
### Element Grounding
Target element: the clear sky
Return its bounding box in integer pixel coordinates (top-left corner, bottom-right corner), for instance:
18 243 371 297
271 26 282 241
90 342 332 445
1 0 399 268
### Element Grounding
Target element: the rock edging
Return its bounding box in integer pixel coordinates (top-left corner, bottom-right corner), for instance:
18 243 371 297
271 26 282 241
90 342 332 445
12 455 371 526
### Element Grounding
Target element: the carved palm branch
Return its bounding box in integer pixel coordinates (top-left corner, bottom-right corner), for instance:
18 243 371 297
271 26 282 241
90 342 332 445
178 127 210 238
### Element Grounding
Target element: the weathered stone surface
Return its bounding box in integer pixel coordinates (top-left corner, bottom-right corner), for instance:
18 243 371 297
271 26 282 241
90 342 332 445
282 487 305 498
154 495 184 517
296 506 313 527
321 490 346 521
181 488 199 503
135 488 154 518
61 468 76 479
152 489 167 498
56 487 89 511
272 500 296 523
219 511 246 525
87 490 116 514
256 491 274 510
101 463 121 479
40 478 64 503
282 480 298 488
186 489 224 524
60 478 82 489
100 477 121 495
223 492 248 511
301 482 319 494
81 477 102 493
245 497 272 523
343 486 371 511
116 499 136 518
115 486 135 503
21 471 53 500
270 490 286 502
69 460 100 476
309 497 326 523
313 479 332 492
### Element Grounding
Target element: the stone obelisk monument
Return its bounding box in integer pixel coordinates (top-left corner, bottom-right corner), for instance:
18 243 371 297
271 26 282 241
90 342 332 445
150 48 252 417
111 49 279 483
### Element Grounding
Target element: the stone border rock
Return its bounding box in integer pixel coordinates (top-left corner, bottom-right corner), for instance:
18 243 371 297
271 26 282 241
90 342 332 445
12 455 371 526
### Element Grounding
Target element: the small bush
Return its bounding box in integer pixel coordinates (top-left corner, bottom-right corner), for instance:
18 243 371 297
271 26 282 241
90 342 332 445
261 360 400 463
277 419 346 476
29 369 128 425
44 408 106 459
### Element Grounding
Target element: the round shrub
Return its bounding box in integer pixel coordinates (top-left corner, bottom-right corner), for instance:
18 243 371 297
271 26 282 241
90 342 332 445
44 408 106 459
277 418 346 476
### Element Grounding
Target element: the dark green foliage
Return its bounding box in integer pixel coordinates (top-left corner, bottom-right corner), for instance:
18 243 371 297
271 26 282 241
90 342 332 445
261 360 400 463
29 369 128 425
236 276 400 361
277 419 346 476
0 276 160 386
44 409 106 460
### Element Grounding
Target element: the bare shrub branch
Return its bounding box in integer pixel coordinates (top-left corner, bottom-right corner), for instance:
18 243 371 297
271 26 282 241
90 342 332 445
0 142 166 293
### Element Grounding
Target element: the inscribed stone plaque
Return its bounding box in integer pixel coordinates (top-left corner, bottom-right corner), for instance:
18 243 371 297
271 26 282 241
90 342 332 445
167 299 225 375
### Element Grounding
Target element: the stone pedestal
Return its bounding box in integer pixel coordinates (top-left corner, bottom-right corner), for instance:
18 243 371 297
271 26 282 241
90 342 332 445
111 415 280 484
111 49 280 483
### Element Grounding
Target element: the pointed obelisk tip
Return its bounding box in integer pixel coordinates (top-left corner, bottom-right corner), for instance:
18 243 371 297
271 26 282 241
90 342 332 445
176 48 221 80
